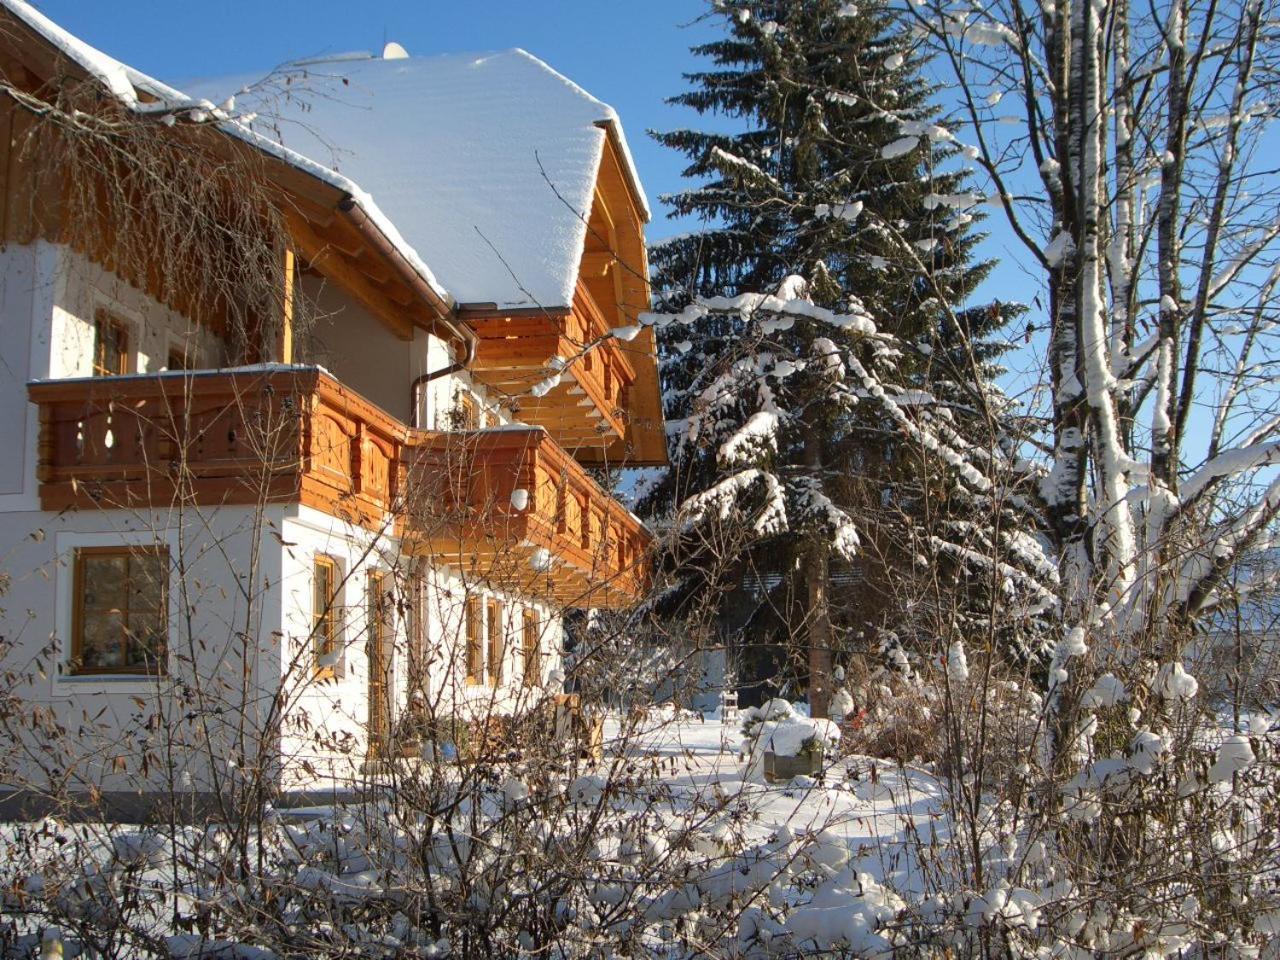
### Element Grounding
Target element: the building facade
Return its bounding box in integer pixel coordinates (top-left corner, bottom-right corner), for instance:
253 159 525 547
0 1 663 802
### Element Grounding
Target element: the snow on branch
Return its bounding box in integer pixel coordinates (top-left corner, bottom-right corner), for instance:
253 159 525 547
845 353 993 494
680 468 788 539
792 478 861 562
1176 470 1280 615
696 289 879 336
719 409 780 466
709 146 783 191
1179 440 1280 508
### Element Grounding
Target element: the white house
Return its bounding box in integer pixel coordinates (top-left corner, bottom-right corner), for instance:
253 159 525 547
0 0 663 809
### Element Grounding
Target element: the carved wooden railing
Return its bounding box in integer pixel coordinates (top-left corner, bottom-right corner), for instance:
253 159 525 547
567 278 636 425
28 369 651 607
28 366 406 527
404 426 650 608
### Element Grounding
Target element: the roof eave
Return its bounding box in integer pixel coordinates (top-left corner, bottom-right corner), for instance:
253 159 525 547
595 118 651 225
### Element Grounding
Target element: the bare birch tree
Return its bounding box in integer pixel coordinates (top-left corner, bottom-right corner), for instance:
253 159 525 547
903 0 1280 640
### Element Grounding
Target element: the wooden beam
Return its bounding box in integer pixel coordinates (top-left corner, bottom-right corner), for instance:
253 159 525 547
284 209 417 341
378 281 414 307
354 249 393 285
279 243 295 364
280 191 338 231
311 222 366 260
581 249 614 278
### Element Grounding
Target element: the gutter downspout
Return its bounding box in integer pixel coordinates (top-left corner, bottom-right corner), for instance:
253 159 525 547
410 340 476 430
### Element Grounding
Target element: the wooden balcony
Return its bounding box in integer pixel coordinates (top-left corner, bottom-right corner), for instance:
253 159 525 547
464 282 637 451
28 367 407 527
27 368 651 609
404 426 650 609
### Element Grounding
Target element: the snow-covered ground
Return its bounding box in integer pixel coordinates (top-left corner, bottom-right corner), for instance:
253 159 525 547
1 712 945 958
5 709 1277 957
605 712 944 893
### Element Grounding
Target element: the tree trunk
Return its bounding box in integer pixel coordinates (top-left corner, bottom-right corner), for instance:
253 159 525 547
805 544 833 719
802 420 832 718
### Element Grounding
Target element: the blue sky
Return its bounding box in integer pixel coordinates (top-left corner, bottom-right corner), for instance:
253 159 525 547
34 0 722 244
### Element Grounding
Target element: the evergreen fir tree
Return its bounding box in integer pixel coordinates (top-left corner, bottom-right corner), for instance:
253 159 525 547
640 0 1042 712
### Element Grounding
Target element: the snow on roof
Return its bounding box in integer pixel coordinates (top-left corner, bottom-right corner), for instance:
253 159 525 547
183 50 650 310
1 0 651 313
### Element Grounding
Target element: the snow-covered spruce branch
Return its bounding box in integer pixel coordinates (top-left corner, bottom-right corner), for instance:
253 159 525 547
649 278 1053 610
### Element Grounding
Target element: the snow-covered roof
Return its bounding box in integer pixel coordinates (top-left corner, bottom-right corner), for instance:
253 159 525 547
182 50 650 310
0 0 650 314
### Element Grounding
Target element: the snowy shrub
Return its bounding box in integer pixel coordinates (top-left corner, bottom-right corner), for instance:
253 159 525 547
842 674 945 766
738 699 843 781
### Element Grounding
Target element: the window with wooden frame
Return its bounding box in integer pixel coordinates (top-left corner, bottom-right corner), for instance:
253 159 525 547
407 573 427 691
455 392 479 431
312 555 342 679
92 310 130 377
483 407 500 429
464 595 484 684
487 599 504 686
522 609 540 687
366 571 392 654
71 545 168 675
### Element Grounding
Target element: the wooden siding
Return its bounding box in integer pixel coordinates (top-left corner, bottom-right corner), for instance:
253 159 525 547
29 367 406 528
464 282 637 450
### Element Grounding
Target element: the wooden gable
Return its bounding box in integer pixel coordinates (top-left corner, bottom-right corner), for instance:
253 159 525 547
559 129 666 466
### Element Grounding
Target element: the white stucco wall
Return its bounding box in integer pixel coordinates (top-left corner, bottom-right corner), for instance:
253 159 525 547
274 505 563 788
0 497 567 797
299 275 509 431
0 242 54 506
0 244 567 800
419 563 563 716
0 502 286 796
49 244 224 379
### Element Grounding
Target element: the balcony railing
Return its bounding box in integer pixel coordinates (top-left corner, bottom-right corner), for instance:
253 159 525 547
29 366 405 527
28 367 650 608
465 282 636 448
404 427 649 608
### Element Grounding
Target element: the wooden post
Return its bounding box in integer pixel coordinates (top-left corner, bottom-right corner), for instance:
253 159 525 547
278 244 295 364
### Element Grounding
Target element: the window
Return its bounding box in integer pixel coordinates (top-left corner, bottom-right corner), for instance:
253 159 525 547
487 599 504 686
71 546 168 675
456 393 479 431
92 310 130 377
313 555 341 679
167 346 190 371
522 609 540 687
407 572 427 688
465 595 483 684
366 571 392 653
484 408 500 429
